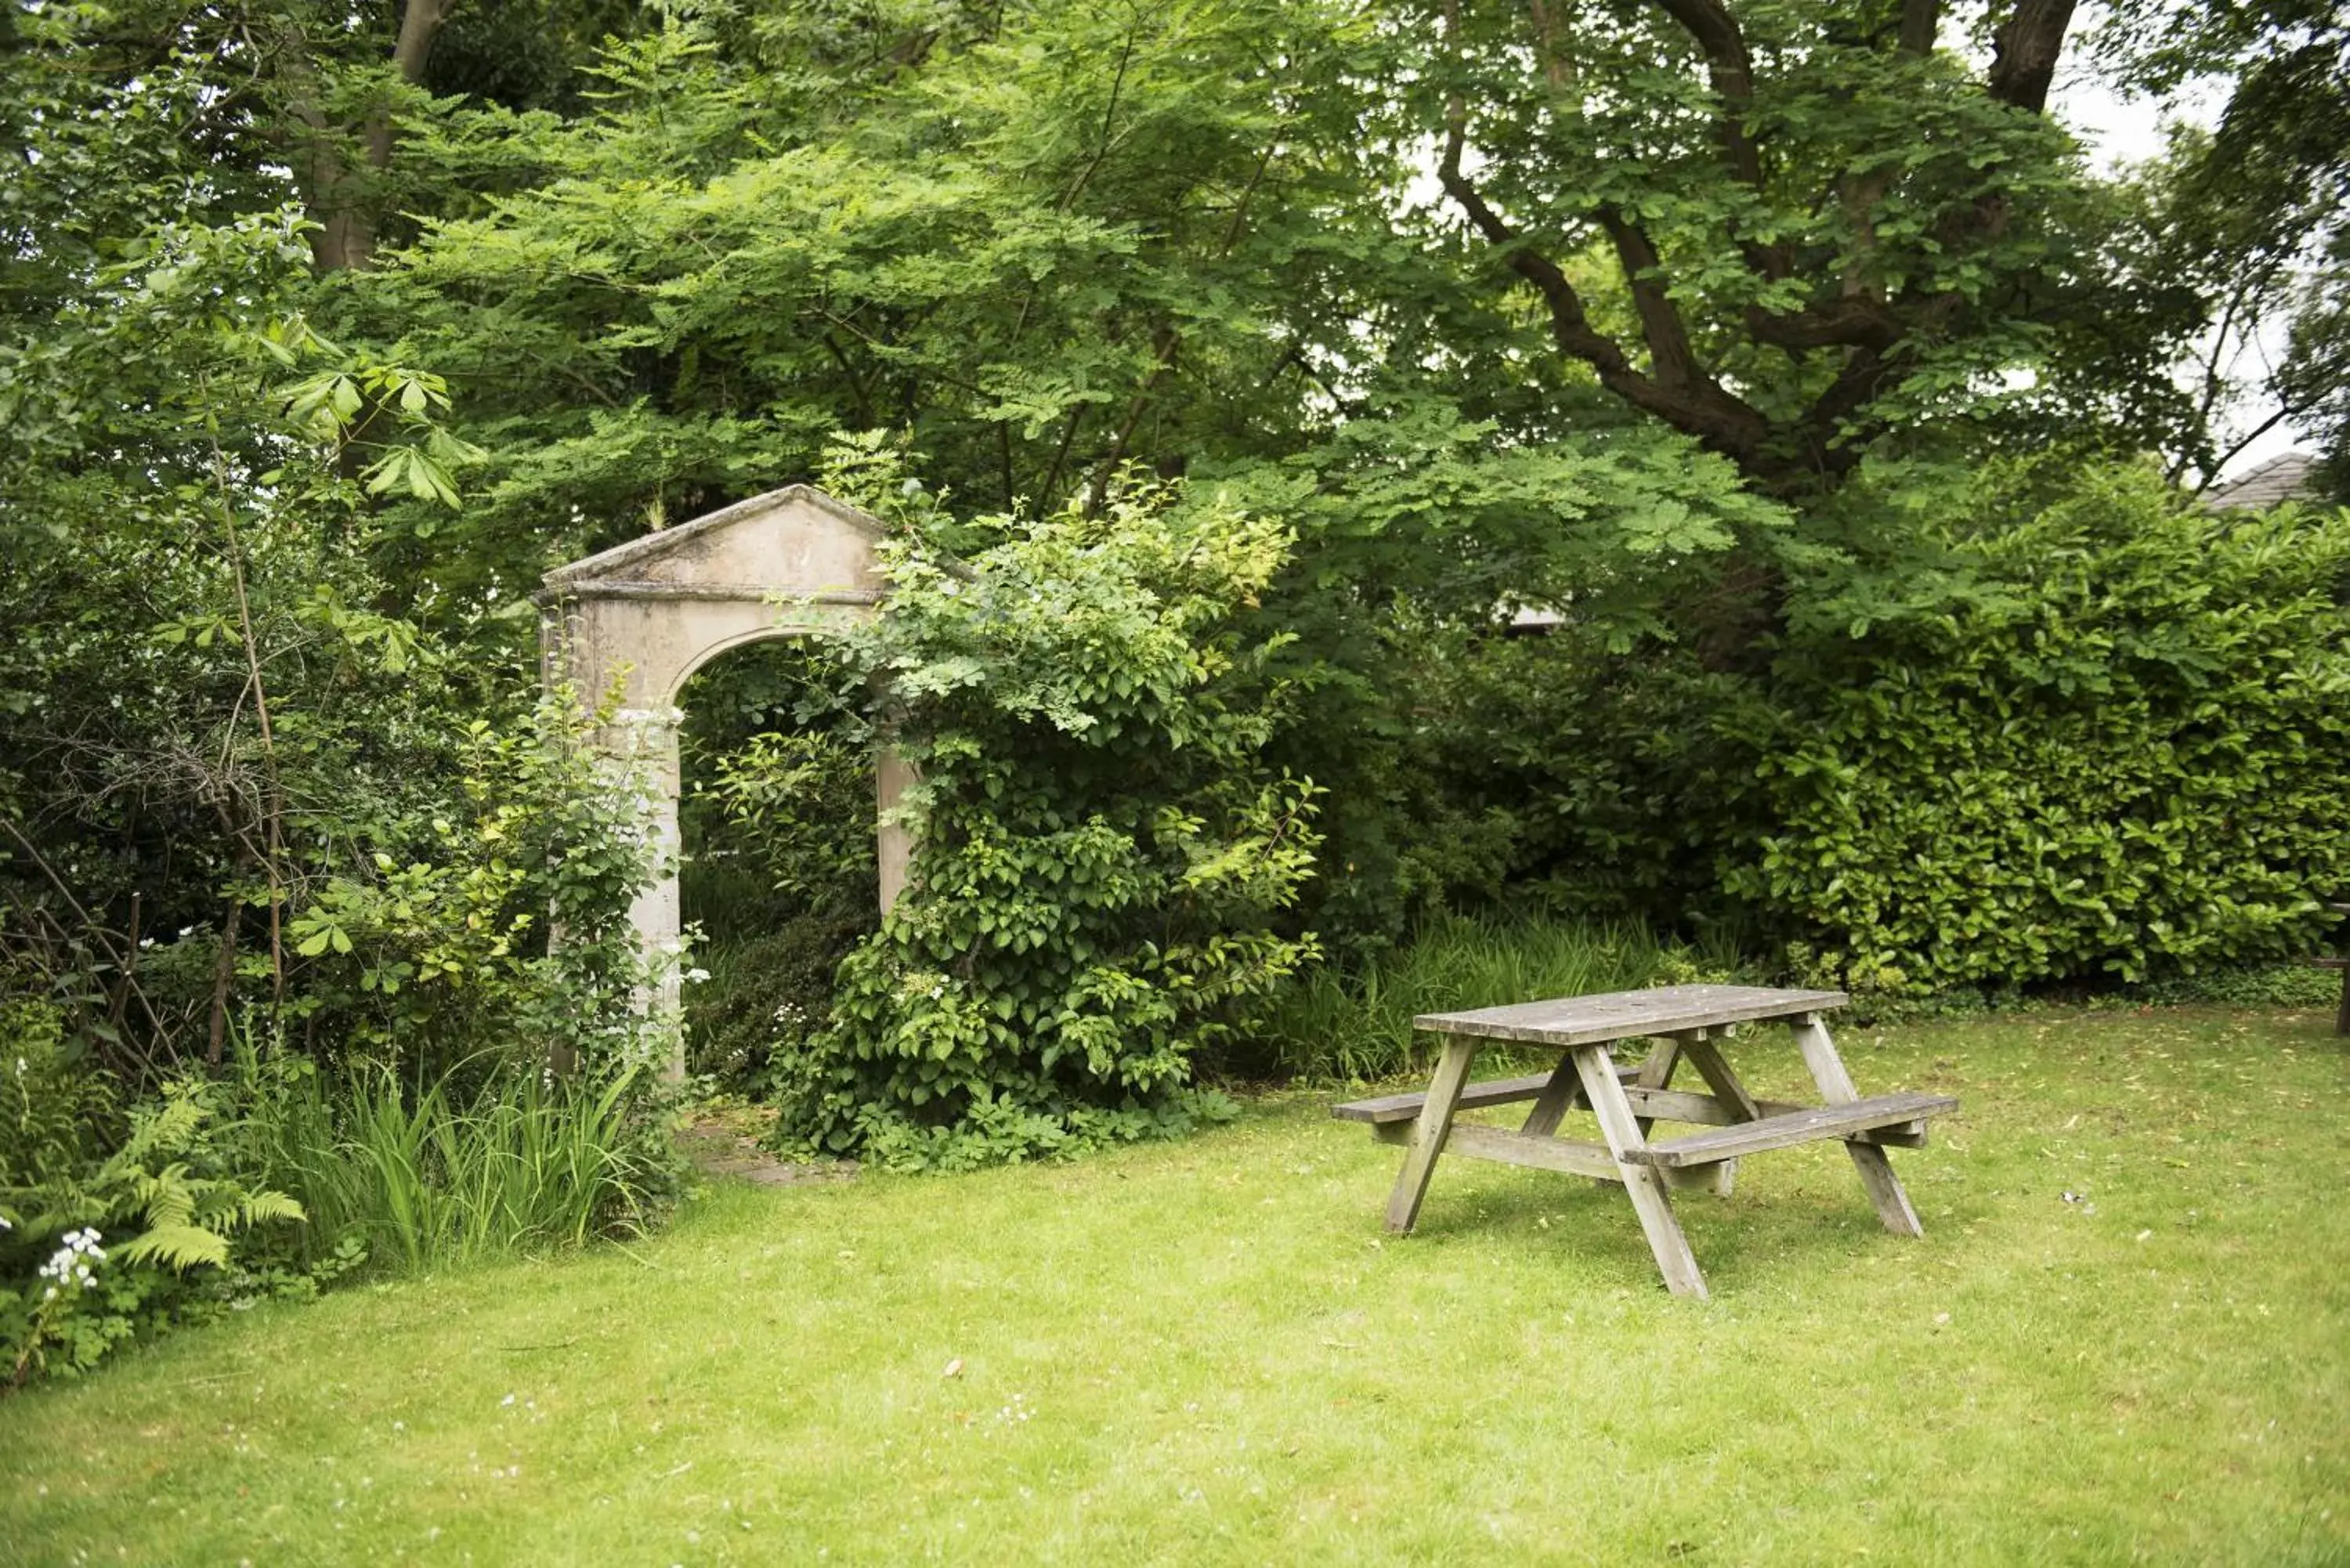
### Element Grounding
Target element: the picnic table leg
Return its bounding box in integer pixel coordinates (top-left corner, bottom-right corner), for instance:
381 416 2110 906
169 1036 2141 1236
1676 1029 1755 1198
1572 1044 1708 1300
1789 1013 1923 1237
1630 1037 1683 1140
1518 1051 1584 1137
1383 1036 1478 1234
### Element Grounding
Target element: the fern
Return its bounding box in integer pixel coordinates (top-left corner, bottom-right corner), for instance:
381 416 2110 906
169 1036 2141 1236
112 1223 232 1271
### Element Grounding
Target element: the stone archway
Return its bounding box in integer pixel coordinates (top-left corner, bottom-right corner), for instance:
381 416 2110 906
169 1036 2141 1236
534 485 913 1065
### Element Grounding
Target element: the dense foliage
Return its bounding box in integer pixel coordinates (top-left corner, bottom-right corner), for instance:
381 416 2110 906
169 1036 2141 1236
1415 456 2350 995
676 641 879 1089
0 69 674 1379
766 471 1321 1168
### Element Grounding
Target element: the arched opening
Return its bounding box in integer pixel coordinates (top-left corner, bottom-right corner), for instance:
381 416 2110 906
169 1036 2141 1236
674 635 878 1091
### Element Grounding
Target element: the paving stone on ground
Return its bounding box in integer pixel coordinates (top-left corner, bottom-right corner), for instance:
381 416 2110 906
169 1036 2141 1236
675 1118 857 1187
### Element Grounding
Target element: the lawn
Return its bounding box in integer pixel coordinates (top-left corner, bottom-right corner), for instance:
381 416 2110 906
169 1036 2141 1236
3 1006 2347 1566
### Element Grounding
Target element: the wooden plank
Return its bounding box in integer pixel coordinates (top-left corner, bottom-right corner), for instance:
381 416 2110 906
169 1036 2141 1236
1354 1078 1872 1137
1440 1122 1621 1181
1414 985 1847 1048
1631 1037 1683 1139
1333 1063 1641 1125
1623 1092 1958 1168
2299 956 2350 970
1519 1051 1584 1138
1572 1045 1708 1299
1792 1014 1927 1237
1679 1036 1764 1122
1383 1037 1478 1234
1674 1031 1755 1198
1618 1086 1803 1125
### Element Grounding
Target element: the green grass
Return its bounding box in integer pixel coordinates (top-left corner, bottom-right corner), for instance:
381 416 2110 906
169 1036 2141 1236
5 1006 2348 1566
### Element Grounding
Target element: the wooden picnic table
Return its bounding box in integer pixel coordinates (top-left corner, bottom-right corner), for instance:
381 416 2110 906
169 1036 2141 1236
1333 984 1957 1299
2307 901 2350 1035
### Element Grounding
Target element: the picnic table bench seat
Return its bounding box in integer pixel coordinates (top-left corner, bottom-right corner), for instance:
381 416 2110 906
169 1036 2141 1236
1332 983 1958 1299
2303 901 2350 1035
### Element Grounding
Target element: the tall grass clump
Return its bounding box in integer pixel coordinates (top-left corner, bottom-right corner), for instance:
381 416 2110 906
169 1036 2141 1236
1243 912 1742 1083
238 1059 676 1274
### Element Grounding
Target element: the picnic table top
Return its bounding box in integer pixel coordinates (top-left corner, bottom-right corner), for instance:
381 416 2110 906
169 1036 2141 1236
1413 983 1849 1048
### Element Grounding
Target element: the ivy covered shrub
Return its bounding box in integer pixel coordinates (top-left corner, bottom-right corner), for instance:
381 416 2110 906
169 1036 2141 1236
768 479 1322 1169
1737 457 2350 992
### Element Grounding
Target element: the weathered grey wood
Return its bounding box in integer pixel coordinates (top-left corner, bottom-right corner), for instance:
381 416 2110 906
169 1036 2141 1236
1383 1036 1478 1234
2301 956 2350 970
1573 1045 1708 1299
1618 1086 1795 1125
1353 1077 1907 1140
1631 1037 1683 1140
1679 1036 1764 1122
1623 1091 1958 1168
1518 1052 1584 1137
1440 1122 1622 1181
1332 1063 1640 1125
1791 1013 1926 1237
1415 984 1847 1048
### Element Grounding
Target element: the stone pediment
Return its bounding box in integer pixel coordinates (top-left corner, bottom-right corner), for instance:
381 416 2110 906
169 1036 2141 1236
538 484 891 604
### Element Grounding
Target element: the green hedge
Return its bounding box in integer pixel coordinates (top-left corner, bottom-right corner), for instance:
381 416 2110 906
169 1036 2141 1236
1740 458 2350 990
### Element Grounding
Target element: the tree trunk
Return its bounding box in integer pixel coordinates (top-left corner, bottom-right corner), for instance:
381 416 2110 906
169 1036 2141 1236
291 0 448 274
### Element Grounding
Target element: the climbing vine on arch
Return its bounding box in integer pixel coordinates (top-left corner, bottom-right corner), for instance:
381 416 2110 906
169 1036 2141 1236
767 466 1323 1169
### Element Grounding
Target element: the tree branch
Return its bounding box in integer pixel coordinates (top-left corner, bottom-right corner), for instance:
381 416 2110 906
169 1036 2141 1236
1437 121 1771 467
1644 0 1788 279
1596 209 1707 391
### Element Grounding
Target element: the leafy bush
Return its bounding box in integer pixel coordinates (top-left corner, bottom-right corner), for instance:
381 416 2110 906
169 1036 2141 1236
1739 457 2350 992
674 638 881 1093
0 211 676 1385
1412 454 2350 996
767 474 1321 1169
1 1013 312 1386
272 688 679 1083
678 638 880 941
685 916 873 1090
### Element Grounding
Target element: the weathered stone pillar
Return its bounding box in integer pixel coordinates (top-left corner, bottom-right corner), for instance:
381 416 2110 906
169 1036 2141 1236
877 746 916 915
601 707 685 1074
